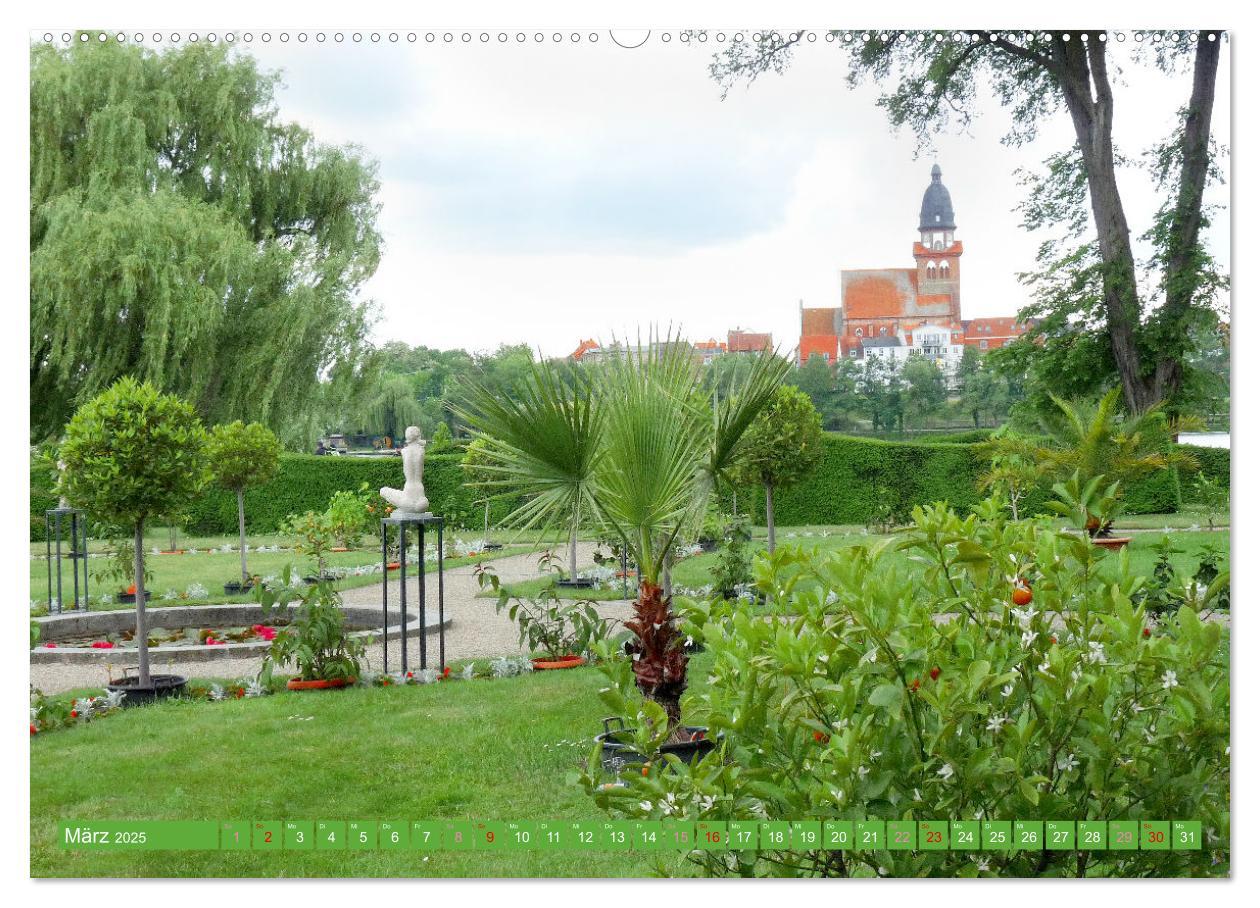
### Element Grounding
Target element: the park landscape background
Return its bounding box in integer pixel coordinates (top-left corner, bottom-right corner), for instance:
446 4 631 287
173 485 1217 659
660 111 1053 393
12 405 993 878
29 29 1230 879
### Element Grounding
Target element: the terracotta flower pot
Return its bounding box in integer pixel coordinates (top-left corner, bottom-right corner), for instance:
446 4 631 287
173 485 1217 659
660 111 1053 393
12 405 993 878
1091 536 1133 550
386 562 402 571
531 655 586 671
287 677 356 691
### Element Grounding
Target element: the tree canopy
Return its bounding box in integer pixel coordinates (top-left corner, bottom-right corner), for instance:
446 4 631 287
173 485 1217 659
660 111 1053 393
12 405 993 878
30 37 382 444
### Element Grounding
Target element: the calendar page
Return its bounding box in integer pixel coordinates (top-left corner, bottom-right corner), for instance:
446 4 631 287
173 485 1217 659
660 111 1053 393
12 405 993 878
25 2 1233 891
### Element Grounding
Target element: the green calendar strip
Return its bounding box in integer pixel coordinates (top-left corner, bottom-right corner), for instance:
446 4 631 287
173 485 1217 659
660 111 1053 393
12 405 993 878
59 819 1205 852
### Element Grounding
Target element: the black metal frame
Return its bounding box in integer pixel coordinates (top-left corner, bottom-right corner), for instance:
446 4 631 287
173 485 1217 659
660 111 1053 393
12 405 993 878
44 508 89 614
380 514 446 675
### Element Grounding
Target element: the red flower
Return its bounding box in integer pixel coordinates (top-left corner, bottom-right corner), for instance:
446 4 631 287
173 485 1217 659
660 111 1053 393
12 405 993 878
641 765 650 776
235 689 244 698
443 666 452 678
1050 636 1058 644
909 679 921 692
126 584 136 595
90 641 114 649
42 643 56 649
70 710 78 719
812 731 830 744
206 637 224 645
406 671 414 680
1143 628 1152 638
929 666 941 681
30 724 38 735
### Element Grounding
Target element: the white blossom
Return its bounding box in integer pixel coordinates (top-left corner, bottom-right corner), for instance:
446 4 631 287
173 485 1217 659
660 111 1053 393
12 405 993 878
1021 629 1038 649
937 763 954 781
976 857 991 873
986 714 1008 733
1086 641 1106 664
1000 684 1015 698
1162 670 1179 690
1056 752 1079 772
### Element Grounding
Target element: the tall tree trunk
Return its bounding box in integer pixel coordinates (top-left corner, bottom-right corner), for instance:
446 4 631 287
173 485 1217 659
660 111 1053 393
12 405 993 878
765 482 776 554
1039 33 1217 413
237 487 248 584
1153 31 1221 405
568 521 579 582
134 520 150 688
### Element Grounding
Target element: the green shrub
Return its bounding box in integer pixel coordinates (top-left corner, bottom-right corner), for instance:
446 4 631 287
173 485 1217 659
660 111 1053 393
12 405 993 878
584 501 1230 877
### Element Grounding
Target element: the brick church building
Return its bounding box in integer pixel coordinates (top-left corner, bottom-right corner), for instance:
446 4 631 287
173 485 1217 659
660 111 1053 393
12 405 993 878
799 164 1030 372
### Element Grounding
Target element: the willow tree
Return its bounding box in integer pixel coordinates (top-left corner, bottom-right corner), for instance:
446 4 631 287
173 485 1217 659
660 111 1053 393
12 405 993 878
712 30 1225 415
30 36 382 442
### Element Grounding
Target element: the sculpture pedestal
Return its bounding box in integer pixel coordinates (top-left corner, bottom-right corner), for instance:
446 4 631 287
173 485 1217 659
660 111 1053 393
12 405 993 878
380 514 446 675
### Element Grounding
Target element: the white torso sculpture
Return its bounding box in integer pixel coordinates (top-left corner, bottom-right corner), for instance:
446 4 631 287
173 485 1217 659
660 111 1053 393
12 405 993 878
380 426 430 517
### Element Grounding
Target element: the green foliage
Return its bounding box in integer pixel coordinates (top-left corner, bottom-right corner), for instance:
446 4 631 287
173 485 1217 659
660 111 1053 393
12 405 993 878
30 38 381 443
1045 472 1122 538
476 565 618 661
58 378 211 528
747 435 989 527
1189 470 1229 530
176 453 511 536
281 511 337 578
583 503 1229 877
256 568 366 683
732 385 824 490
325 484 376 549
207 422 281 492
91 538 153 592
710 515 753 600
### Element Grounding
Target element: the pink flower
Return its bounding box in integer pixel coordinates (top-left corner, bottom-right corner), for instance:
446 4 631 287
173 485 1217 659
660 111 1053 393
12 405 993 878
42 643 57 649
90 641 114 649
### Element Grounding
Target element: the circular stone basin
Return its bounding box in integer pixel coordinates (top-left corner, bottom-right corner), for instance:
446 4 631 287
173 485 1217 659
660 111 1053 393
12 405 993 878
31 603 449 665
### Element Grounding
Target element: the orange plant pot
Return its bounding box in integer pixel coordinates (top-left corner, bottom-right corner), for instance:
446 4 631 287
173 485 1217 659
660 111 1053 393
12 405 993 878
386 562 402 571
286 677 356 691
531 655 587 671
1091 537 1133 550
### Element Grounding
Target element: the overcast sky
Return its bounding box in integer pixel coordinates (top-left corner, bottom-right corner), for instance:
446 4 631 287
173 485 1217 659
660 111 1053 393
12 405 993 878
241 31 1230 358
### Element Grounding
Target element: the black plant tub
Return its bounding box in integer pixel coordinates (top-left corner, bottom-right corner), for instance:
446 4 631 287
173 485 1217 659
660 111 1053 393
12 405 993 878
223 579 256 596
106 674 187 706
556 577 597 590
596 716 717 774
116 590 153 605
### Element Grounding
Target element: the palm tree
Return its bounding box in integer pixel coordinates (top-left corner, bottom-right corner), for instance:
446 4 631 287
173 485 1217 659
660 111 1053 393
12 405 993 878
456 334 788 728
982 388 1198 528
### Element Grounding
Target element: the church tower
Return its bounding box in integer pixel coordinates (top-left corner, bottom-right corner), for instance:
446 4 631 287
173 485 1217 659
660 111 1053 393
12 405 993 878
913 163 963 323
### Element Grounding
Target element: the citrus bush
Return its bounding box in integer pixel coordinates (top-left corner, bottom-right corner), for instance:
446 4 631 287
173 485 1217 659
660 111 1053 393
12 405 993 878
581 499 1229 877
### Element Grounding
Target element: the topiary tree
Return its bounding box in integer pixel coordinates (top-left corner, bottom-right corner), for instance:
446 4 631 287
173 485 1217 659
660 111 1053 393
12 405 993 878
58 378 210 687
206 420 280 581
733 384 824 553
207 421 281 583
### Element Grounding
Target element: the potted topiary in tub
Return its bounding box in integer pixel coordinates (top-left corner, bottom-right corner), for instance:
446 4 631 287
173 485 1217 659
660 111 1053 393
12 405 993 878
255 567 365 690
207 421 281 595
59 378 211 703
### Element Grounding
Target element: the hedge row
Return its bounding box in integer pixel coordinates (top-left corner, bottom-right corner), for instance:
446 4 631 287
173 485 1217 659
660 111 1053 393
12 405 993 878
31 453 521 540
29 440 1229 541
740 436 1229 527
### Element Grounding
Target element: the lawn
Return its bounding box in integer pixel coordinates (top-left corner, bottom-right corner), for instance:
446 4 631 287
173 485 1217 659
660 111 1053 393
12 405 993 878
30 658 710 878
496 527 1230 602
30 541 533 616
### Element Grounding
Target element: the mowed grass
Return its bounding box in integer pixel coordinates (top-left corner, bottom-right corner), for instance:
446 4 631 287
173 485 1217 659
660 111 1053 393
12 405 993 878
497 528 1230 602
31 659 711 878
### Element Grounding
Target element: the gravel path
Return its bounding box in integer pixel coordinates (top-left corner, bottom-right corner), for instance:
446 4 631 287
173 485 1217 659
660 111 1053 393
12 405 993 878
29 543 635 695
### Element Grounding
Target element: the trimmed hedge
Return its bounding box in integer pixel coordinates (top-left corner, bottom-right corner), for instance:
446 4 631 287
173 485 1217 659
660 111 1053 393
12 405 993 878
741 436 1229 527
29 439 1229 541
30 453 520 540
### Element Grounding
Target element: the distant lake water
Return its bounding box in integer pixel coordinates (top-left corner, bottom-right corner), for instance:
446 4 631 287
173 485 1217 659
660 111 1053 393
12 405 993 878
1180 432 1230 449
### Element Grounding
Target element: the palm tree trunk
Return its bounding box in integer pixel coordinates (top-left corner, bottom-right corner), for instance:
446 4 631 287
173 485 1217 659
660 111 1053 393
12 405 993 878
626 581 687 727
765 482 776 554
237 487 248 584
134 520 150 688
568 521 579 582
